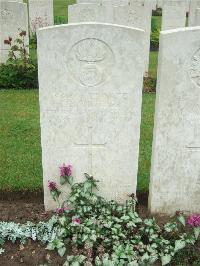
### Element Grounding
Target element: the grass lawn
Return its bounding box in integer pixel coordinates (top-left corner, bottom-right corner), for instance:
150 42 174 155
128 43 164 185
0 91 155 192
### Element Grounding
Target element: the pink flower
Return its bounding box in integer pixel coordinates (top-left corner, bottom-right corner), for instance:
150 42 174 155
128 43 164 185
72 218 81 225
59 164 72 177
187 214 200 227
55 207 70 215
48 181 57 191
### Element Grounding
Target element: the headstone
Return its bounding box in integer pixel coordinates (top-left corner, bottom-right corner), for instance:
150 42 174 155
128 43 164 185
37 23 145 210
157 0 162 8
149 27 200 214
0 0 23 2
194 7 200 25
68 3 103 23
77 0 101 3
0 1 29 63
28 0 54 34
189 0 200 26
128 0 152 73
161 0 187 30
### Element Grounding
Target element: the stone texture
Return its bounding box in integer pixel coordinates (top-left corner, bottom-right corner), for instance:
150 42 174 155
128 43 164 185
128 1 152 73
189 0 200 26
194 7 200 25
28 0 54 34
0 0 23 2
0 1 29 63
77 0 101 3
149 27 200 214
37 23 145 210
68 3 103 23
68 1 151 73
161 0 187 30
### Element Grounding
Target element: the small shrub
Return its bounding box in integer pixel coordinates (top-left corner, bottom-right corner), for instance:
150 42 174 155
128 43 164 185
0 30 38 89
150 29 160 51
54 15 67 25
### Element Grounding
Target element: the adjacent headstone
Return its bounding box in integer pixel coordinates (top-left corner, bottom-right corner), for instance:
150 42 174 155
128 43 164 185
37 23 145 210
149 27 200 214
77 0 101 3
128 1 152 73
189 0 200 26
68 3 103 23
28 0 54 34
194 7 200 25
0 0 23 2
0 1 29 63
161 0 187 30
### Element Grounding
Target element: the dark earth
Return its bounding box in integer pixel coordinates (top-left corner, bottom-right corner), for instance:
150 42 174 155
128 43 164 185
0 191 199 265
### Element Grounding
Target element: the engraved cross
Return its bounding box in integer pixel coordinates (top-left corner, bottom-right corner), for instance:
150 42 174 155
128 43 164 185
74 126 106 174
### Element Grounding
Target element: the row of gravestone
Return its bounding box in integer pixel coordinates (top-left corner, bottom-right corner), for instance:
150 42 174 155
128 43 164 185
1 0 200 67
0 0 53 63
37 21 200 215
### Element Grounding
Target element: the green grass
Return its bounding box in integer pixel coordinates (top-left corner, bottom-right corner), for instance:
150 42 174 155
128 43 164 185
0 90 42 190
0 91 155 191
149 51 158 79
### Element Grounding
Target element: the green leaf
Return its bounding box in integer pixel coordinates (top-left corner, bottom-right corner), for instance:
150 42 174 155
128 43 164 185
60 176 66 185
174 240 186 252
58 246 66 257
161 254 171 265
194 227 200 240
177 215 185 226
46 242 55 251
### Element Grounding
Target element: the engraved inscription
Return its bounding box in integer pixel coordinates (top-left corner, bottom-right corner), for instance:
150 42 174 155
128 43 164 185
127 9 139 26
190 48 200 87
67 38 115 87
74 126 106 174
0 9 14 24
79 8 96 22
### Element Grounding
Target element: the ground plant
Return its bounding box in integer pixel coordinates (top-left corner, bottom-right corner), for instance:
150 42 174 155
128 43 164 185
0 30 38 89
0 165 199 265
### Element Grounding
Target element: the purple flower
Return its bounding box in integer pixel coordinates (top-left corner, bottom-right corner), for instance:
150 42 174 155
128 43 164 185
55 207 70 215
72 218 81 225
48 181 57 191
59 164 72 177
187 214 200 227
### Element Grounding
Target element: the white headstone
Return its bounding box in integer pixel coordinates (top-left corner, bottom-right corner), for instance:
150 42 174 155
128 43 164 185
0 0 23 2
149 27 200 214
28 0 54 34
68 3 103 23
189 0 200 26
37 23 145 210
77 0 101 3
0 1 29 63
195 7 200 25
161 0 187 30
128 1 152 73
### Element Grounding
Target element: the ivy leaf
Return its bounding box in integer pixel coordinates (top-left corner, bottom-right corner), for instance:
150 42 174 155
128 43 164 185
60 176 66 185
175 240 186 252
177 215 185 226
161 254 171 265
58 246 66 257
194 227 200 240
46 242 55 251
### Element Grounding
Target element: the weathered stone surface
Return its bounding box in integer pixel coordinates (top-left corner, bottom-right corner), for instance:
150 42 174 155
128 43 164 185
68 3 103 23
68 1 151 73
149 27 200 214
0 1 29 63
128 0 152 73
0 0 23 2
77 0 101 3
195 7 200 25
28 0 54 34
162 0 187 30
189 0 200 26
37 23 145 210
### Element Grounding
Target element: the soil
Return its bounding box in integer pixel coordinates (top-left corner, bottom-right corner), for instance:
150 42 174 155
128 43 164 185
0 191 198 265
